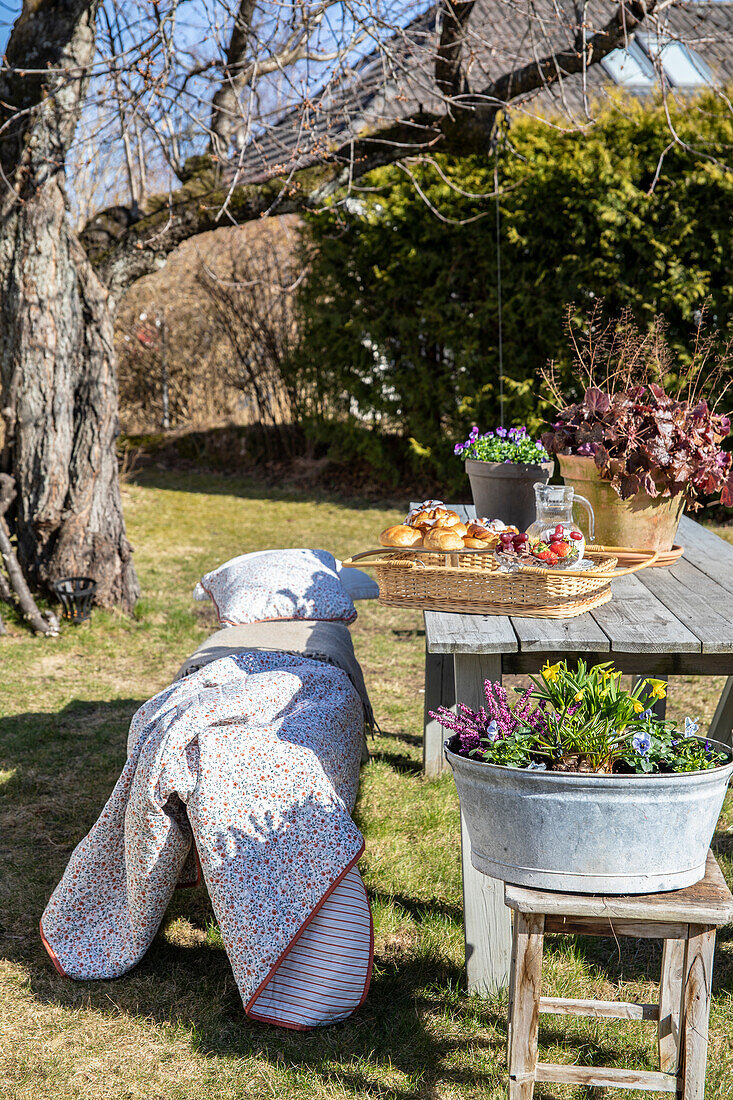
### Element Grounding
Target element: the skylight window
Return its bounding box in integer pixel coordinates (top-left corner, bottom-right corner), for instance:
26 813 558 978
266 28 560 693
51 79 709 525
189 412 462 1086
602 42 655 88
636 34 712 88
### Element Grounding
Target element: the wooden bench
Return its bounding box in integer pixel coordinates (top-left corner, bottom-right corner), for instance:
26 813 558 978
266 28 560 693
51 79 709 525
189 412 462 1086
504 851 733 1099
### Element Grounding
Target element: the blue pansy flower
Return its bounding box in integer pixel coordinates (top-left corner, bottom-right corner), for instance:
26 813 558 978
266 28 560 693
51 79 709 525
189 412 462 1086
526 761 547 771
684 717 699 739
632 730 652 756
485 719 499 742
642 708 653 720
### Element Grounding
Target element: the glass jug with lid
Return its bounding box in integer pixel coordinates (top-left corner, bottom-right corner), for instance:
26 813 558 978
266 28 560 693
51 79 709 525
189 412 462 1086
526 483 595 542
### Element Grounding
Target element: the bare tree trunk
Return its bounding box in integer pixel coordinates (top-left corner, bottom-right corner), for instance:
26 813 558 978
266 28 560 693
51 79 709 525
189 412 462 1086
0 0 139 611
0 185 139 609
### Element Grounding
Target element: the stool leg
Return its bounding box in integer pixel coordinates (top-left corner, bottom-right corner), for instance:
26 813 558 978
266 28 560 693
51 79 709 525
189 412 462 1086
508 912 544 1100
658 937 686 1073
681 925 716 1100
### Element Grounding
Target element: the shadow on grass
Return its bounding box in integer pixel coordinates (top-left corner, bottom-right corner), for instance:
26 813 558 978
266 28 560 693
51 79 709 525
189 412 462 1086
0 697 506 1097
3 697 732 1097
128 465 408 513
369 890 463 925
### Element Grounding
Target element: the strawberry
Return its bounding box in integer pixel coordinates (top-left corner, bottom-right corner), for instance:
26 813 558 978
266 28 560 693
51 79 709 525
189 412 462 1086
549 540 571 558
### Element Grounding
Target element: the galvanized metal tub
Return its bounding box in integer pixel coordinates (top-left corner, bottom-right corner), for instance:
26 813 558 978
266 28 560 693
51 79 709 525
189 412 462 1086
446 741 733 894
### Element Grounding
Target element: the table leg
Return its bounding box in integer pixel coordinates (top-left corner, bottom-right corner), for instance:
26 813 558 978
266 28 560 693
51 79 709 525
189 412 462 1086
681 925 716 1100
454 653 513 994
707 677 733 750
423 646 455 777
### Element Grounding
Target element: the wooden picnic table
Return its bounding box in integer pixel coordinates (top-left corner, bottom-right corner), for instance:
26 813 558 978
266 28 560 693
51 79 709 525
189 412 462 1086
420 508 733 995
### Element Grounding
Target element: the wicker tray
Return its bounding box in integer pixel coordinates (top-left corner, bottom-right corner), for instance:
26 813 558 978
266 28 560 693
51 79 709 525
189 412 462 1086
341 546 659 618
586 543 684 569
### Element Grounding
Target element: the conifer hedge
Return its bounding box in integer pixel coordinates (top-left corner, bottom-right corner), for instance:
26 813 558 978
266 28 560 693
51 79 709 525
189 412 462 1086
287 92 733 488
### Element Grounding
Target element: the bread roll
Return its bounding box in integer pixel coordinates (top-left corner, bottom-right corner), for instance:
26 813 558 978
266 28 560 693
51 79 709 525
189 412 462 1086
405 500 445 526
431 510 462 530
380 525 423 548
463 522 499 550
423 527 465 551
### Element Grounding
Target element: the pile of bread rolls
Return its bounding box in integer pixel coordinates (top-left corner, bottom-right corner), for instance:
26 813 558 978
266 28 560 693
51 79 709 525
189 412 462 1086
380 501 518 552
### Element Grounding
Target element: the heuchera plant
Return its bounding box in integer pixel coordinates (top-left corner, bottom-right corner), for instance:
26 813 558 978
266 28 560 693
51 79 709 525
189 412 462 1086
431 660 730 774
541 385 733 506
454 425 550 464
541 307 733 507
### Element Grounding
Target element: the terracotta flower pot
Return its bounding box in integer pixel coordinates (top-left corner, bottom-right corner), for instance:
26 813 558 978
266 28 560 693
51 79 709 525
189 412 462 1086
557 454 685 552
465 459 554 530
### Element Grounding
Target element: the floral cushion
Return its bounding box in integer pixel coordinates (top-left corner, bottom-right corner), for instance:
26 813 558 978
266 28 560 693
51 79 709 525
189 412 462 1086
193 548 357 626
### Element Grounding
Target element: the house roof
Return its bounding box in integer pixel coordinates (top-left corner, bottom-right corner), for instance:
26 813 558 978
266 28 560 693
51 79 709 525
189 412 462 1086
235 1 733 183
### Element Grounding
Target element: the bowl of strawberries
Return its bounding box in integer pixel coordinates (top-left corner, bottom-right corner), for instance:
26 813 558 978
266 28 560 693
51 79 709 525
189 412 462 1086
496 524 586 570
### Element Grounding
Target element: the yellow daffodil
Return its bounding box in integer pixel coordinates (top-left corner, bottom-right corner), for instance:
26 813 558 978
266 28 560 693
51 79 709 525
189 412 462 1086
574 690 584 702
632 699 644 714
542 661 562 683
646 678 667 700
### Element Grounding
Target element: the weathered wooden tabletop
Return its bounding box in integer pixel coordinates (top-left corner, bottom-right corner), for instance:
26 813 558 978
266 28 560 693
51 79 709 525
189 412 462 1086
425 512 733 677
418 508 733 995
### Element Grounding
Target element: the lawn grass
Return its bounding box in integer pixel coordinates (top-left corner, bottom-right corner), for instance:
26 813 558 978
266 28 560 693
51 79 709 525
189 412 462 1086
0 467 731 1100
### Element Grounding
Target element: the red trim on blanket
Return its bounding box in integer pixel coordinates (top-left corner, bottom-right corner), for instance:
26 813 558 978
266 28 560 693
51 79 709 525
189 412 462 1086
39 920 69 977
244 842 373 1031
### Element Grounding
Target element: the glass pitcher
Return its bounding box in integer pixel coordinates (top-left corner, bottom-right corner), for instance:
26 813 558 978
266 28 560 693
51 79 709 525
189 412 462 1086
526 483 595 542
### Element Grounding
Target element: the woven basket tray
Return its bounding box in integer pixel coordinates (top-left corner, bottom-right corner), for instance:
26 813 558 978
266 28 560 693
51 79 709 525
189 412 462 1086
341 546 659 618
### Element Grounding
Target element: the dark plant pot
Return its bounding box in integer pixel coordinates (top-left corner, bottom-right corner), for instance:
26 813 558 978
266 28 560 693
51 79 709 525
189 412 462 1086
465 459 554 529
557 454 684 552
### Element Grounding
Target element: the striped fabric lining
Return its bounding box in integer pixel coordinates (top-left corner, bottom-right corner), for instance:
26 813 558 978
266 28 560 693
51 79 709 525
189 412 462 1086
248 866 373 1027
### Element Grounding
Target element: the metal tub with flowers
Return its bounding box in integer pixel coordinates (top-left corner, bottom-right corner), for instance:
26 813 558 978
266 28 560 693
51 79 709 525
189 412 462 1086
435 661 733 894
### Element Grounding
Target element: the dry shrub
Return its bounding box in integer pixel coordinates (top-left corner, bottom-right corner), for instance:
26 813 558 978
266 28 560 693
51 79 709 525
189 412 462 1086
115 215 302 439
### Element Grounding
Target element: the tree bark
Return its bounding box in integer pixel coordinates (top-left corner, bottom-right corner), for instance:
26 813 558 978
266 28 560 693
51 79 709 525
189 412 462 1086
0 474 59 634
0 1 139 611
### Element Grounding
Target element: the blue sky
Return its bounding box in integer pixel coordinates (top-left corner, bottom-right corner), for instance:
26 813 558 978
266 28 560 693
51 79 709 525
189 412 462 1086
0 1 20 52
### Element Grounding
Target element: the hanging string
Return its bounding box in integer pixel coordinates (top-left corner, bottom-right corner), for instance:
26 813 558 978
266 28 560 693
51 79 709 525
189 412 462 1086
494 151 504 429
491 114 507 429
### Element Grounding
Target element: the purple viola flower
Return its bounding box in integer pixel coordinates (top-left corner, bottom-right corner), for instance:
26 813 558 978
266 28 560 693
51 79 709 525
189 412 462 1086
470 425 480 438
632 730 652 756
454 443 464 456
496 426 507 438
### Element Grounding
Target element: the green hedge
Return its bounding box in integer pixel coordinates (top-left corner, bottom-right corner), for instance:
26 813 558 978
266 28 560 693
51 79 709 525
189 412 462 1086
287 91 733 490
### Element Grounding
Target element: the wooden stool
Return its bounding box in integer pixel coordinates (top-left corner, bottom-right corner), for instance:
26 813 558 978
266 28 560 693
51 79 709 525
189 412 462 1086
504 852 733 1099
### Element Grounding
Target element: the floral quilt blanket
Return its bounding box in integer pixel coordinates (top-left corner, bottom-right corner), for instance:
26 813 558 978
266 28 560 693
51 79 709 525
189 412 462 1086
40 652 373 1029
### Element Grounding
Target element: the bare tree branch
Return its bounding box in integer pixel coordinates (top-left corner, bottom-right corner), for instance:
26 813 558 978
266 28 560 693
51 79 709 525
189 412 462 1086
436 0 476 102
209 0 258 160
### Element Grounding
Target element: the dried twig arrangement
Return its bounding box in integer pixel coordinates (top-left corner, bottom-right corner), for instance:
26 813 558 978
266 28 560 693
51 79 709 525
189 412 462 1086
543 302 733 412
